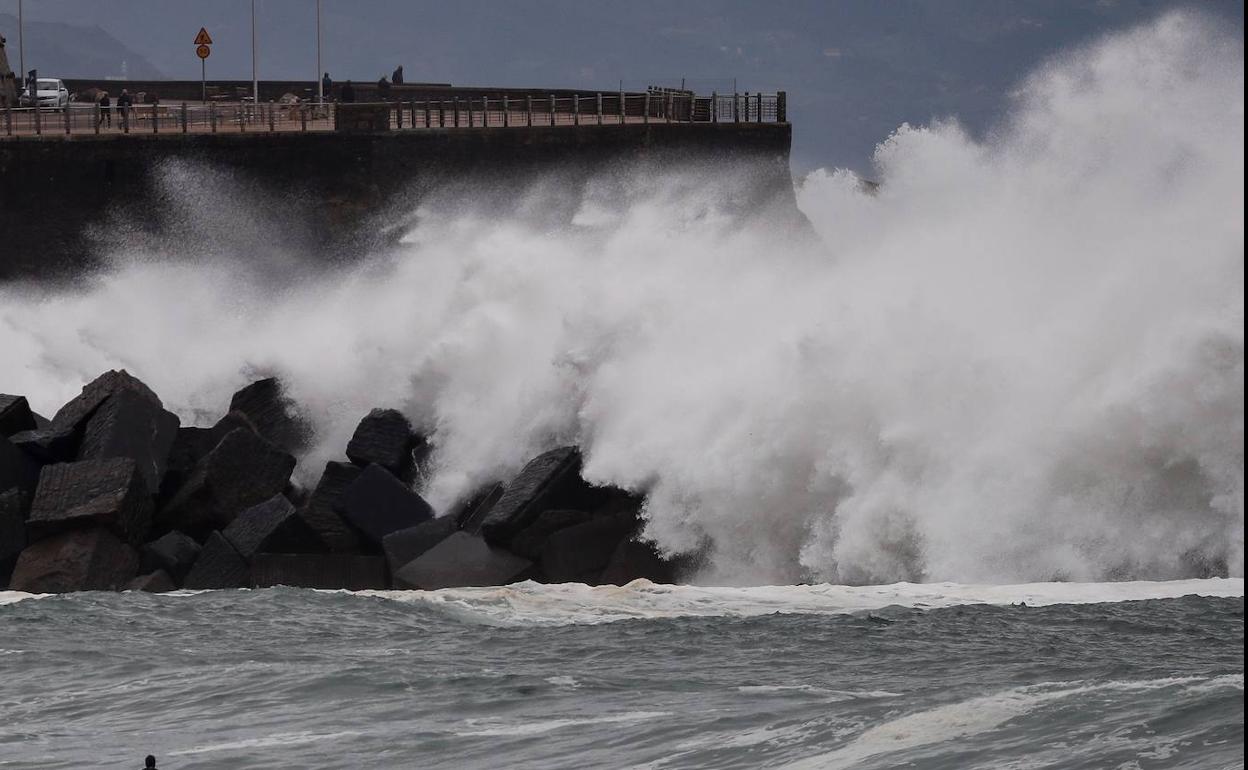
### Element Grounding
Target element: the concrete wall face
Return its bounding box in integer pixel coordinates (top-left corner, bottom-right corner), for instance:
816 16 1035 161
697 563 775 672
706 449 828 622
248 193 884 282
0 122 791 280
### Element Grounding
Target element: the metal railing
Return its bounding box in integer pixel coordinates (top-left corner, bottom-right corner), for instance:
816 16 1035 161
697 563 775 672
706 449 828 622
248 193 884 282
0 91 785 139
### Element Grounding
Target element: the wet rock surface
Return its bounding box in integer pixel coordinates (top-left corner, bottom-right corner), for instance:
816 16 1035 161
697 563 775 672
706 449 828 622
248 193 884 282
1 371 691 593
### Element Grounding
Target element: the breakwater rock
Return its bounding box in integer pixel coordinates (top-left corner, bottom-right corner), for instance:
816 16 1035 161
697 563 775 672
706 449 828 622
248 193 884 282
1 371 681 593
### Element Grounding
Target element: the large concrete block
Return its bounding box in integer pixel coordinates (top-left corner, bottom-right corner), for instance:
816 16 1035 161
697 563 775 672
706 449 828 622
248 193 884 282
0 394 37 438
334 464 433 548
508 509 591 561
393 531 532 590
1 435 41 494
228 377 309 454
297 461 364 553
539 514 636 584
9 527 139 593
158 411 256 503
455 482 505 532
182 531 250 590
78 389 180 495
382 516 458 575
126 569 176 593
13 370 162 463
223 494 322 560
27 458 153 545
251 554 387 590
346 408 420 478
0 488 27 587
479 447 584 544
139 531 202 584
159 428 295 540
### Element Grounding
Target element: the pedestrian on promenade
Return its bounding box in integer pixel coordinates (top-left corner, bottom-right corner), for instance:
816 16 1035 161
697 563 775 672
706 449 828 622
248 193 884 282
392 66 404 85
98 91 112 127
377 75 391 101
117 89 133 125
340 81 356 103
322 72 332 100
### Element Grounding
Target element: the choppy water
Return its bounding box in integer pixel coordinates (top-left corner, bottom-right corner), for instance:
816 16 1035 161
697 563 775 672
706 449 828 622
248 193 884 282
1 580 1242 769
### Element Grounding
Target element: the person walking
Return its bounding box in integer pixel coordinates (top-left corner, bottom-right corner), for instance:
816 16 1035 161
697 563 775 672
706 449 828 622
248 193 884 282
117 89 133 126
98 91 112 127
322 72 332 100
391 66 404 85
377 75 391 101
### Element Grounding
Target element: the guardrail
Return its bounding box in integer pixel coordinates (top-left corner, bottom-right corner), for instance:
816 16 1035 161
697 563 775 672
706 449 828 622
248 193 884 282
0 91 786 139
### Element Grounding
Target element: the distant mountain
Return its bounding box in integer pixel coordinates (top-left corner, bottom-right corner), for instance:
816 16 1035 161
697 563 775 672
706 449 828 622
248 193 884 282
0 13 162 81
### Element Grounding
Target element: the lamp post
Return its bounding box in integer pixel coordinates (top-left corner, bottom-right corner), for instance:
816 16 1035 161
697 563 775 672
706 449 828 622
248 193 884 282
251 0 258 105
316 0 323 104
18 0 24 91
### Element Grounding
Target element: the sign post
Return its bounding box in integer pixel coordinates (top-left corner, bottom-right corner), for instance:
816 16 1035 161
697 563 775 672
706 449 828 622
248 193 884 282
194 28 213 103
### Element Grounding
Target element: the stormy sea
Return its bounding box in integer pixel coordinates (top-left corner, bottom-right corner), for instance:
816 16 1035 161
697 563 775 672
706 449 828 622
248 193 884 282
1 12 1243 770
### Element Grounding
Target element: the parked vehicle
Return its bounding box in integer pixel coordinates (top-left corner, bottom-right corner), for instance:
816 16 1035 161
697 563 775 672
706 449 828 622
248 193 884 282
19 78 70 109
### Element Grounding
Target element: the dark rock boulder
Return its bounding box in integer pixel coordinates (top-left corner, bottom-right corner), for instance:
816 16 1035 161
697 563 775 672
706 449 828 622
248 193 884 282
297 461 364 553
508 509 592 561
159 428 295 540
251 554 387 590
539 514 637 584
393 531 532 590
1 488 27 587
382 516 458 575
600 538 680 585
228 377 310 455
77 389 180 495
479 447 598 545
223 494 322 560
1 435 41 494
27 458 153 545
126 569 176 593
158 411 256 504
9 527 139 593
182 531 250 589
334 464 433 548
346 408 424 479
0 394 37 437
12 370 161 463
456 482 505 532
139 531 201 584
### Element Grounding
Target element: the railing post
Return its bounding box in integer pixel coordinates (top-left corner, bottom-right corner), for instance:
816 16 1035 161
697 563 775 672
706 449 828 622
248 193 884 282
711 92 718 123
34 106 42 135
595 92 602 125
454 97 460 128
438 100 445 127
573 95 580 126
483 97 489 128
619 89 625 124
63 106 71 134
424 101 431 128
268 101 275 131
526 95 533 127
643 93 649 124
238 104 245 133
502 95 509 127
733 91 739 123
549 94 556 126
300 103 308 131
468 97 475 127
667 93 673 123
210 103 217 132
93 104 101 134
777 91 786 123
4 105 11 136
756 92 763 123
181 102 189 133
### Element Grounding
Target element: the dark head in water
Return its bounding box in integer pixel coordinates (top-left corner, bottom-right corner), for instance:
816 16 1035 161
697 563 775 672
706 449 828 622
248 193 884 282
144 756 156 769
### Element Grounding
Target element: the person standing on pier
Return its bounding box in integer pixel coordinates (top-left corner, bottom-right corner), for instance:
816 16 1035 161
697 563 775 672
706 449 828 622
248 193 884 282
117 89 133 123
377 75 391 101
322 72 333 100
98 91 112 127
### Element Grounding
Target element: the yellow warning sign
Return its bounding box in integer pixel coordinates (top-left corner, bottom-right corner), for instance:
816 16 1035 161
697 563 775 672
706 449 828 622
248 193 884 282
194 28 213 46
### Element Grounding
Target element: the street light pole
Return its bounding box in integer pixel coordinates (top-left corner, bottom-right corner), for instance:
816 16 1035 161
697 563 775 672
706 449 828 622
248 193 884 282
18 0 24 90
316 0 323 104
251 0 258 105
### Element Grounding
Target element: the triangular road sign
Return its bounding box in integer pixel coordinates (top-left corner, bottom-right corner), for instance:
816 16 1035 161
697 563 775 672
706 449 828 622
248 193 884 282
194 27 213 46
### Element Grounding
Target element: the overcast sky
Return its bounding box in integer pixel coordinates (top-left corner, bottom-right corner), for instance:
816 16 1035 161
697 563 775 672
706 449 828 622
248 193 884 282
1 0 1242 171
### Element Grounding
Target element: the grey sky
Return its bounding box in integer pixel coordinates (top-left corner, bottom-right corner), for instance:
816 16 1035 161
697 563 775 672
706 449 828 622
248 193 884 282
1 1 1241 172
